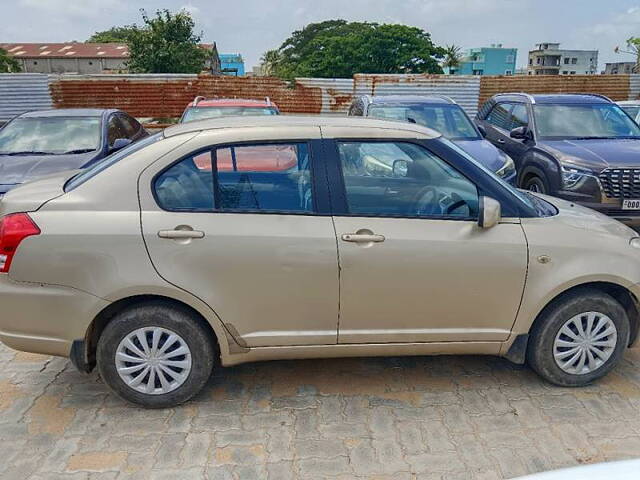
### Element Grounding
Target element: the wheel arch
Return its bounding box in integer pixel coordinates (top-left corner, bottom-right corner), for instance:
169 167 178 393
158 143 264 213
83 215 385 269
80 294 235 372
517 150 561 191
504 281 640 364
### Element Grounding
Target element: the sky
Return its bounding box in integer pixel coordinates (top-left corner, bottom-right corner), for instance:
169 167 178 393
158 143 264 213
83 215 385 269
2 0 639 72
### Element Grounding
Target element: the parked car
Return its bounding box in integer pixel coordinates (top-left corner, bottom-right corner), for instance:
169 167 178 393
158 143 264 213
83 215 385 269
0 109 147 199
180 97 280 123
617 100 640 125
514 459 640 479
1 116 639 408
348 95 516 184
476 93 640 227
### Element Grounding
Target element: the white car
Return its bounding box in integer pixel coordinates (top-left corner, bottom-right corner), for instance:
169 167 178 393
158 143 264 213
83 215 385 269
515 459 640 479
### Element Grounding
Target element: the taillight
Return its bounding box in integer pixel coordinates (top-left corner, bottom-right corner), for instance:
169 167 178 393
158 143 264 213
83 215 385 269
0 213 40 273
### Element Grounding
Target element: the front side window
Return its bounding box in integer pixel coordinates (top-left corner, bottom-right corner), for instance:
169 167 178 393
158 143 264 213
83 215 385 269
534 104 640 139
0 117 101 155
509 104 529 129
337 141 479 219
155 142 313 213
368 104 479 140
485 103 513 130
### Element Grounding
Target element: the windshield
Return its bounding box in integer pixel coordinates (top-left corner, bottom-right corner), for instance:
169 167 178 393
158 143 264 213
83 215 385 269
0 117 101 155
533 104 640 140
65 133 161 191
181 106 279 123
439 137 538 212
368 104 480 140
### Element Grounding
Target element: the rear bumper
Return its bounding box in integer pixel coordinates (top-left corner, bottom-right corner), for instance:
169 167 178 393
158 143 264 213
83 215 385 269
0 275 109 357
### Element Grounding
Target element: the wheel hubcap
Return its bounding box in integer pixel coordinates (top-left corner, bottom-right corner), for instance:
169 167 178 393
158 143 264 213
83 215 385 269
115 327 192 395
553 312 617 375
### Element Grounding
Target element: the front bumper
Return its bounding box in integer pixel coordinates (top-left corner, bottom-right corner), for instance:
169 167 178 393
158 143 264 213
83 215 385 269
0 275 109 357
557 191 640 227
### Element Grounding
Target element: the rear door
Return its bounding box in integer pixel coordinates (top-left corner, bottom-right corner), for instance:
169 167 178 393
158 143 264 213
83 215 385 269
139 129 340 347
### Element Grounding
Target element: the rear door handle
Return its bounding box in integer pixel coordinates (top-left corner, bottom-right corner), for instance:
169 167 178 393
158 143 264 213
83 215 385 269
341 233 385 243
158 229 205 239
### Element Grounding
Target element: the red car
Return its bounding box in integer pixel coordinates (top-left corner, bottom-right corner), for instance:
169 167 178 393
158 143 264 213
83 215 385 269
180 97 280 123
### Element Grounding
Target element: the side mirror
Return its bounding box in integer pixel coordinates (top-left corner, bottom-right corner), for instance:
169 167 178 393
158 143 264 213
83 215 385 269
110 138 132 153
509 126 531 140
477 125 487 138
478 196 501 229
392 159 409 177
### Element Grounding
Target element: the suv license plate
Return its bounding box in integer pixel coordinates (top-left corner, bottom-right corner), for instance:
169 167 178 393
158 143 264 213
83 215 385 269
622 199 640 210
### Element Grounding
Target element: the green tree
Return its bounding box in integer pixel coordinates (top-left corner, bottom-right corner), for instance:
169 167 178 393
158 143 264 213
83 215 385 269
86 26 137 43
265 20 445 79
126 9 208 74
443 44 463 73
260 49 281 76
615 37 640 73
0 48 21 73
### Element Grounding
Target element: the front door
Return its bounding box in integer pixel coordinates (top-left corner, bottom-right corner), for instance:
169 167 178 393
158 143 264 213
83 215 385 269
330 140 528 344
141 136 339 347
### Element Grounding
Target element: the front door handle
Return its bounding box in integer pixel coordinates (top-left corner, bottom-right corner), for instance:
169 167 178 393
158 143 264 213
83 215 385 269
341 233 385 243
158 229 205 240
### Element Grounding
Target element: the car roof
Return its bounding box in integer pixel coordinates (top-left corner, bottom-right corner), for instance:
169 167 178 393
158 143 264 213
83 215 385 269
187 98 277 108
492 93 613 105
367 95 455 105
18 108 114 118
164 115 441 139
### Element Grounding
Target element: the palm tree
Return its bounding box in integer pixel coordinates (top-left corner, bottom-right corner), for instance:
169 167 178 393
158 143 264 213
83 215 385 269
443 44 463 74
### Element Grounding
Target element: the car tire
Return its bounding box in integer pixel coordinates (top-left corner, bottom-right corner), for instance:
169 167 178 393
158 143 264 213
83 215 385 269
527 288 630 387
522 174 549 194
97 302 215 408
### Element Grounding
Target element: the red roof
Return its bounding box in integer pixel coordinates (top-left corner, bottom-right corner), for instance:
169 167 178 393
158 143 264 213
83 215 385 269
188 98 279 108
0 43 129 59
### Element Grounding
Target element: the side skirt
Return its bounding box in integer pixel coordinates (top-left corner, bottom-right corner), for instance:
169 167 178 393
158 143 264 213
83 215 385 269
221 341 502 367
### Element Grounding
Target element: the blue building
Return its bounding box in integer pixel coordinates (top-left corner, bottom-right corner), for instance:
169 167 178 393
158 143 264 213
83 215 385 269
445 45 517 76
219 53 245 76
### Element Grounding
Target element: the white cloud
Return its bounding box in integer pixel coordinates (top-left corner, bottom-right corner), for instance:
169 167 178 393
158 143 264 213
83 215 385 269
19 0 125 18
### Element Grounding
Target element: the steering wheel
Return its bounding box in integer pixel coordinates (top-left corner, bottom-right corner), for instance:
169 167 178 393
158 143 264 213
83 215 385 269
415 187 469 216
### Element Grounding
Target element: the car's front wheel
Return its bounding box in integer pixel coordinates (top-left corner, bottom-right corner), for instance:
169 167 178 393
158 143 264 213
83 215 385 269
97 302 215 408
527 289 630 387
522 173 549 194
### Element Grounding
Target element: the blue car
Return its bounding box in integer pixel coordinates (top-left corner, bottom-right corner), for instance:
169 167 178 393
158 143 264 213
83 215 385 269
347 95 516 184
0 109 147 198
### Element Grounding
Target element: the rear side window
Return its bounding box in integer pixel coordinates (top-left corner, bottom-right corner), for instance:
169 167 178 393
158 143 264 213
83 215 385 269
154 142 313 213
486 103 513 130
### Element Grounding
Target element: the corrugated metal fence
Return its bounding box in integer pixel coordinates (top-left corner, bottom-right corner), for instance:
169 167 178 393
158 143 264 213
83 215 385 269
0 73 52 123
2 73 640 122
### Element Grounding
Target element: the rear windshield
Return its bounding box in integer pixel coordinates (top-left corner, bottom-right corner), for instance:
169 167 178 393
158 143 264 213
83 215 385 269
181 107 279 123
0 117 101 155
65 133 161 191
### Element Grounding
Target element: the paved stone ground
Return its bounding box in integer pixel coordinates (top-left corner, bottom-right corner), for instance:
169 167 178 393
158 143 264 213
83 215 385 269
2 342 640 480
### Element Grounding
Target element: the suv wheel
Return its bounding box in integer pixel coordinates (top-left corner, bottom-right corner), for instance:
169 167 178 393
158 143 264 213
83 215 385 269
527 289 629 387
97 302 215 408
522 174 549 194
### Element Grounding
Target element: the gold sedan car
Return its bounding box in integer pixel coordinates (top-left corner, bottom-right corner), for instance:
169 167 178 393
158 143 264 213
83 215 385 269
0 116 639 408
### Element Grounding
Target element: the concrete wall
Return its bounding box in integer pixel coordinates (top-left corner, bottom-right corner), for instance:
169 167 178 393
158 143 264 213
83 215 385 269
18 58 127 74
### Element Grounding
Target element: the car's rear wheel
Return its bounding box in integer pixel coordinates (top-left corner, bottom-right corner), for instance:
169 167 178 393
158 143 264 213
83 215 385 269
527 289 629 387
522 174 549 194
97 302 215 408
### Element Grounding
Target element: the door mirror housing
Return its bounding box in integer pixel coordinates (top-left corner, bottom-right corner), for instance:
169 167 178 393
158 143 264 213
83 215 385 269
509 126 531 140
110 138 132 153
392 159 409 177
478 196 501 229
477 124 487 138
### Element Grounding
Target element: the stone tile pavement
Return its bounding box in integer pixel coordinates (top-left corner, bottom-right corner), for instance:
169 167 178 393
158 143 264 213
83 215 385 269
2 342 640 479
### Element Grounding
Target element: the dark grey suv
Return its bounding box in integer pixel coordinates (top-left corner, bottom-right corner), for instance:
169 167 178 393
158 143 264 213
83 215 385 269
476 93 640 227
